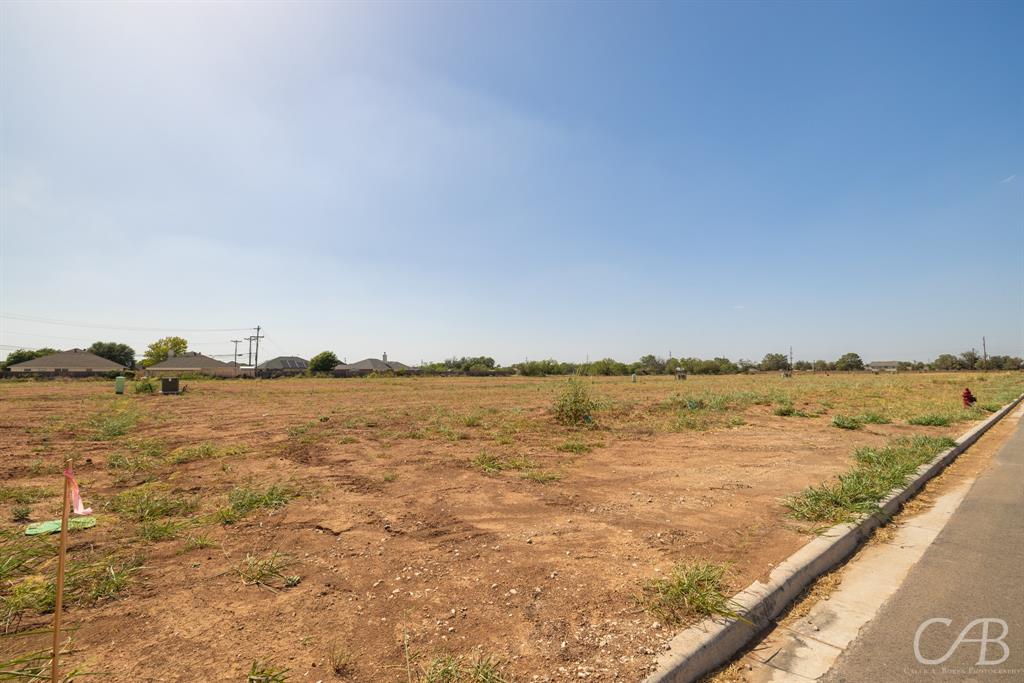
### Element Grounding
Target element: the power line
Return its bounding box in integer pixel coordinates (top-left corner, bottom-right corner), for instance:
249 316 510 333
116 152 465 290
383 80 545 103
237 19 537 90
0 313 250 333
0 330 234 347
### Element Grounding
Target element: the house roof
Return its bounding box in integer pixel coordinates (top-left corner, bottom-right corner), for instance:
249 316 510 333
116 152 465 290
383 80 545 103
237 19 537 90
8 348 125 371
258 356 309 370
868 360 901 367
335 358 393 372
147 352 234 370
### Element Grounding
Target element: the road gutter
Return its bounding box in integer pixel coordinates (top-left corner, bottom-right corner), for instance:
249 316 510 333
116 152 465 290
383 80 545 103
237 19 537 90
643 393 1024 683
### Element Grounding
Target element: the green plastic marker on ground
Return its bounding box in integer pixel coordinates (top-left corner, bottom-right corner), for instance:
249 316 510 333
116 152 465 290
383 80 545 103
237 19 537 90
25 516 96 536
115 375 125 394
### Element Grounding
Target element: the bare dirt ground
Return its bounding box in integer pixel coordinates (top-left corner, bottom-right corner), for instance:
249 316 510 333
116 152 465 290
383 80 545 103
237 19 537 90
1 374 1020 682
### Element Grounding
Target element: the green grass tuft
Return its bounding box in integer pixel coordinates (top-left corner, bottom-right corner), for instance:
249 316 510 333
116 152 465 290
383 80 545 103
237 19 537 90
520 470 561 484
109 485 197 521
0 486 50 505
138 520 181 542
236 552 299 589
554 440 592 454
641 561 739 625
908 414 951 426
831 415 863 430
785 436 957 524
247 660 290 682
216 484 296 524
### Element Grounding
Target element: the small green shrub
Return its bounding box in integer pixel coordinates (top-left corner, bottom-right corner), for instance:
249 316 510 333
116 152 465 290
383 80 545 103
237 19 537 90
553 379 596 426
773 405 795 416
11 506 31 522
855 413 891 424
133 378 155 394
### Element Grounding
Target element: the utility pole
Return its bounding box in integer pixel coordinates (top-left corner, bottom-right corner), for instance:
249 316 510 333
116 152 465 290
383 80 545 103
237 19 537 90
789 346 794 368
246 336 254 366
252 325 264 377
982 336 988 370
230 339 242 367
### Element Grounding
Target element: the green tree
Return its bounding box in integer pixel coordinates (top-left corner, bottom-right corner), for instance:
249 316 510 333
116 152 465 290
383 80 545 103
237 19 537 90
637 354 666 375
308 351 340 374
794 360 812 371
834 352 864 371
88 341 135 368
959 350 979 370
760 353 791 371
736 359 756 373
585 358 629 376
932 354 961 371
141 336 188 367
1 348 58 369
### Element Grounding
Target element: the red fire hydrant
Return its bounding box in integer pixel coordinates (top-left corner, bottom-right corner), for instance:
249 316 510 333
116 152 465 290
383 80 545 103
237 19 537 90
962 388 976 408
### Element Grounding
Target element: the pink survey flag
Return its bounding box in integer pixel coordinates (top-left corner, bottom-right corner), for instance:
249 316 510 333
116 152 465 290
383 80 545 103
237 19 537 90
63 466 92 516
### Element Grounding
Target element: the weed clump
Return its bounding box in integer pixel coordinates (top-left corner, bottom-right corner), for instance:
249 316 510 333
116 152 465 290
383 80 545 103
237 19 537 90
236 552 299 589
415 654 510 683
553 379 596 426
109 485 197 521
831 415 862 430
216 484 296 524
555 440 592 454
855 413 891 424
472 452 534 474
785 436 956 524
248 660 290 682
133 378 155 394
0 486 50 505
641 561 739 625
908 414 951 426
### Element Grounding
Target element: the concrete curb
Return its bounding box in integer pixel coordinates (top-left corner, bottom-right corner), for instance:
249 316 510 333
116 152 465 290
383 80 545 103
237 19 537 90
644 393 1024 683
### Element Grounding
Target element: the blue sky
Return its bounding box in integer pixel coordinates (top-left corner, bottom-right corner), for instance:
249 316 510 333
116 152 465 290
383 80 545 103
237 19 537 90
1 1 1021 365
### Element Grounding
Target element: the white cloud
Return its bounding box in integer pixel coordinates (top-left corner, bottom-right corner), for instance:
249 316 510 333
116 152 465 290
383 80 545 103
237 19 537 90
1000 174 1016 183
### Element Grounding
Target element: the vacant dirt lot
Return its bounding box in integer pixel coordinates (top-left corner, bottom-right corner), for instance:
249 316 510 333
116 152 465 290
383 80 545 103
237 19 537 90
1 373 1021 681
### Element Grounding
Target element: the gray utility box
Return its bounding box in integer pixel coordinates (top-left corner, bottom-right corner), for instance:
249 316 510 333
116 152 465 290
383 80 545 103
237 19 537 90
160 377 180 395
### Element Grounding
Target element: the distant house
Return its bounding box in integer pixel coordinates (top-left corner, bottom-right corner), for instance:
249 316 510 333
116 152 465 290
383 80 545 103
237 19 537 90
145 351 237 378
334 352 415 377
868 361 900 373
7 348 126 376
257 356 309 377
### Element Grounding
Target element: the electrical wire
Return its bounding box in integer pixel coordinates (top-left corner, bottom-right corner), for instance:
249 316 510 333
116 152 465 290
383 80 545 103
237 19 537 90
0 313 252 333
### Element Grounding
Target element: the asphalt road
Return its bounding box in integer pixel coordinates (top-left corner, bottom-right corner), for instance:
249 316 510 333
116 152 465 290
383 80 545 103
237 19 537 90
823 417 1024 682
